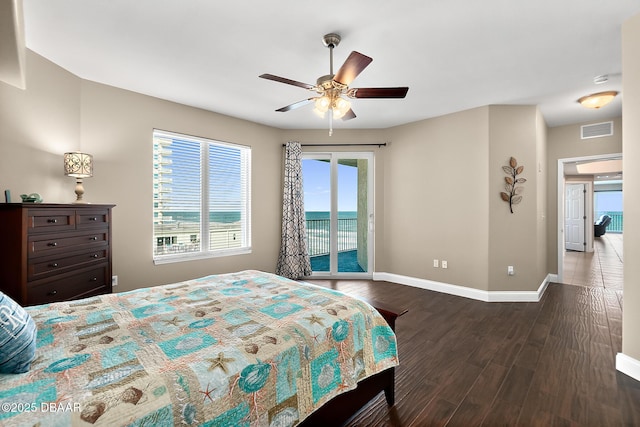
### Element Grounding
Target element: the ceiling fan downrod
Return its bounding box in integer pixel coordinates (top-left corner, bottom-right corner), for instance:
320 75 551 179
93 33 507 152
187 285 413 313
322 33 341 76
322 33 342 136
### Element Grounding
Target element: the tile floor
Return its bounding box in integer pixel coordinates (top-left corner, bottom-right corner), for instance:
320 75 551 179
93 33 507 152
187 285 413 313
562 233 623 290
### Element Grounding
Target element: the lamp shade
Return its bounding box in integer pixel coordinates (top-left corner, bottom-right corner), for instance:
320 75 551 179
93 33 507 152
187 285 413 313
577 91 618 109
64 152 93 178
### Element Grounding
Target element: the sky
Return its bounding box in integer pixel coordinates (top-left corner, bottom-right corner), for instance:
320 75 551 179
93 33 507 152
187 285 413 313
302 159 359 212
595 191 623 212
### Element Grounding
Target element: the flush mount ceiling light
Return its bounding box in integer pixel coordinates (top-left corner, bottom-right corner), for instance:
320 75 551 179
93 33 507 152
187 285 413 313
577 91 618 109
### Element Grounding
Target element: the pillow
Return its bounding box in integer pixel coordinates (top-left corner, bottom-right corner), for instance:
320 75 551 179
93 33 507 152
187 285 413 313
0 292 37 374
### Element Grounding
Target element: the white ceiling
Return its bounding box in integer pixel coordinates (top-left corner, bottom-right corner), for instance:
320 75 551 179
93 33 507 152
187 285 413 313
22 0 640 131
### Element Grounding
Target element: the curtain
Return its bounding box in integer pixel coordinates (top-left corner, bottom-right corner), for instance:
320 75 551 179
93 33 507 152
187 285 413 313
276 142 312 279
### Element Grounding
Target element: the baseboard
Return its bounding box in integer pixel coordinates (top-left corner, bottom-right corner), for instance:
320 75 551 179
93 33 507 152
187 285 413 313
616 353 640 382
372 272 553 303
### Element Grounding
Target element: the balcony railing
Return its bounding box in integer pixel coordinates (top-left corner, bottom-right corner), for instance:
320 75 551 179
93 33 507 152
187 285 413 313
596 211 623 233
306 218 357 256
153 223 241 256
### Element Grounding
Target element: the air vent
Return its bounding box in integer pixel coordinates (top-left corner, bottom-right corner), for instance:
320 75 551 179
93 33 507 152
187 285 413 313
581 121 613 139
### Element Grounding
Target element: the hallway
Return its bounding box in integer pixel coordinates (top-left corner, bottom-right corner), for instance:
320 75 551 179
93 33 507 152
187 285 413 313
562 233 623 290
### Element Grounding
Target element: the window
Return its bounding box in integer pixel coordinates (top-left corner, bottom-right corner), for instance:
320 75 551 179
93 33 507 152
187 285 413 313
153 130 251 263
594 185 623 233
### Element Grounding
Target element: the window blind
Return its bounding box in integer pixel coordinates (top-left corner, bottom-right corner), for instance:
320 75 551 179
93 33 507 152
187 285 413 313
153 130 251 262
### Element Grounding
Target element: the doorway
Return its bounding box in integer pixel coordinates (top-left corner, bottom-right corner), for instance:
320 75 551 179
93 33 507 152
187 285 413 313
302 152 373 277
557 153 622 285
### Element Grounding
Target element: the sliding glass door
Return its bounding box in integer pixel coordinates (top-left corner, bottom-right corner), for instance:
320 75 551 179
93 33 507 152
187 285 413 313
302 152 373 277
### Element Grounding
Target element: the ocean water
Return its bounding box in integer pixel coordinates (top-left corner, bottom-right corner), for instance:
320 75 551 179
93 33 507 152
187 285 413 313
158 211 240 223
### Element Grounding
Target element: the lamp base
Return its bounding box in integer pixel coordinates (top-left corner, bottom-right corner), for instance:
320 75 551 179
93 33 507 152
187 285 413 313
72 178 89 204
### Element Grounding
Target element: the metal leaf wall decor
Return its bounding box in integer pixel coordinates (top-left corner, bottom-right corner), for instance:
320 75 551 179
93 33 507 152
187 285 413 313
500 157 526 213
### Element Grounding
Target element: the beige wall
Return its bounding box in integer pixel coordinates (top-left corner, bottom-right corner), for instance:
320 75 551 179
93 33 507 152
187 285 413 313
545 118 622 273
0 52 81 203
622 13 640 362
488 105 547 291
375 105 546 293
536 109 548 289
382 108 492 290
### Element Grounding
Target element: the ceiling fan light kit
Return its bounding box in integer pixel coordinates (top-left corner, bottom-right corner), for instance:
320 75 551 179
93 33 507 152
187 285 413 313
260 33 409 135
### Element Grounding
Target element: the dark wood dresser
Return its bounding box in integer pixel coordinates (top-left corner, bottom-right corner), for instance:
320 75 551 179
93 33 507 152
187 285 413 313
0 203 114 306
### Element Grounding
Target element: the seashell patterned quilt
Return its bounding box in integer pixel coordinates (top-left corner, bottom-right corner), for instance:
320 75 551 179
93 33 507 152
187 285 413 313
0 270 398 426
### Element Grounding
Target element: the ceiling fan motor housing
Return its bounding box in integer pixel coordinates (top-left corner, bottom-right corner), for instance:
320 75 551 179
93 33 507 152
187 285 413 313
316 74 336 90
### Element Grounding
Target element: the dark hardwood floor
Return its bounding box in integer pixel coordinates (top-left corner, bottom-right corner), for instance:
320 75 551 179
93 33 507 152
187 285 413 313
305 279 640 426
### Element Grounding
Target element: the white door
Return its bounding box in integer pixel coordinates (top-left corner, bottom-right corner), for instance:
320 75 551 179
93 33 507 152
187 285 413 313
565 184 586 251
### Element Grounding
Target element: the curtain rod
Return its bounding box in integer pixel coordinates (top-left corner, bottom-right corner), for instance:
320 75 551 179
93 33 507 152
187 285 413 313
282 143 387 147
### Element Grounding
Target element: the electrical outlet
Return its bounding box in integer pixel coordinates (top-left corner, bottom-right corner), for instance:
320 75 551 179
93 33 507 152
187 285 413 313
433 259 439 268
442 260 448 269
508 266 514 276
112 275 118 287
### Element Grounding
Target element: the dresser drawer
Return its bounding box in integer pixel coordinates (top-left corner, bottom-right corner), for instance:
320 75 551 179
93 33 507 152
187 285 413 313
28 248 108 281
28 209 76 234
27 265 110 306
77 209 110 229
29 231 108 257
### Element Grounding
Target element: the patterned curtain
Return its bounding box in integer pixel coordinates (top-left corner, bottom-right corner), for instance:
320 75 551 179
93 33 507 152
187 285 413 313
276 142 312 279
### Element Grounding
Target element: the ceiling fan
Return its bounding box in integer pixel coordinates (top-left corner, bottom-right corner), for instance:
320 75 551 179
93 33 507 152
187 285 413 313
259 33 409 135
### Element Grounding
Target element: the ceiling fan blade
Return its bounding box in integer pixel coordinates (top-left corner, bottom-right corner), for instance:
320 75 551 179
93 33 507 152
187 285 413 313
259 74 315 90
341 108 356 121
275 98 314 112
352 87 409 98
333 51 373 86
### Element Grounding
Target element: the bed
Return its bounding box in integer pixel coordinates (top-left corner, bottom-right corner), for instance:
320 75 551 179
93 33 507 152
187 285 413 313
0 270 399 426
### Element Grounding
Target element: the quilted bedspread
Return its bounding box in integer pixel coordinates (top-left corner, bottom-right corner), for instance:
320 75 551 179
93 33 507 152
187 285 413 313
0 270 398 426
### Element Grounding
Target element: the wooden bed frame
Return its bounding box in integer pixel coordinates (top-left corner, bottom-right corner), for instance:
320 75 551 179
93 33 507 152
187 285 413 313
299 300 407 426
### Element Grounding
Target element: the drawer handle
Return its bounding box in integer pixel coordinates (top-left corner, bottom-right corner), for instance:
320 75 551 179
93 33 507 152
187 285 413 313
89 217 98 221
91 254 99 258
50 263 59 268
47 242 58 247
47 218 58 224
90 277 98 282
90 236 98 241
47 290 58 296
